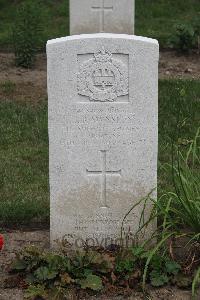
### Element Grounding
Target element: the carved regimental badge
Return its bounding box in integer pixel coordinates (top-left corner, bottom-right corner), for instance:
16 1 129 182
77 48 128 102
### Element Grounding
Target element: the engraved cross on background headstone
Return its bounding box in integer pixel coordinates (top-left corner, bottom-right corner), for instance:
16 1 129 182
86 150 121 208
91 0 113 32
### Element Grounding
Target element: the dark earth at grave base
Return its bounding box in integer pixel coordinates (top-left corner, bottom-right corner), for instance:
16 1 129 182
0 230 200 300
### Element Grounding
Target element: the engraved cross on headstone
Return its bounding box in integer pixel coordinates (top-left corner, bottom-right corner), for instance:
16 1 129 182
86 150 121 208
91 0 113 32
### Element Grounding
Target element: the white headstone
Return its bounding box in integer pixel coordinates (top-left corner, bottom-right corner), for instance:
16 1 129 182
70 0 135 35
47 33 159 248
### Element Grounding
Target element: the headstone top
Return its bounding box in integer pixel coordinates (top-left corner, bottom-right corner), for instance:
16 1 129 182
47 33 159 47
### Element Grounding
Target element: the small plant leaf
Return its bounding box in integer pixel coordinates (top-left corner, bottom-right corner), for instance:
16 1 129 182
79 274 103 291
131 246 146 258
24 284 47 299
83 269 93 276
165 260 181 275
34 266 58 281
11 259 27 271
25 274 37 284
150 270 169 287
115 258 134 273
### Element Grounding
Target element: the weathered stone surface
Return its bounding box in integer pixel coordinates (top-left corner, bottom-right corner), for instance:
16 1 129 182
70 0 135 35
47 33 159 247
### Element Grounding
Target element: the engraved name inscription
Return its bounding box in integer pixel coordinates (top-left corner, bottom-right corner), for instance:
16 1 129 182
77 47 129 102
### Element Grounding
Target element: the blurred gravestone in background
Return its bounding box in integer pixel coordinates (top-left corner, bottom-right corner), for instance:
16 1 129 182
70 0 135 35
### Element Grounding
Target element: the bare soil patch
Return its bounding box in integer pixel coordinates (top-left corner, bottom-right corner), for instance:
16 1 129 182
0 53 47 103
0 51 199 104
159 50 200 80
0 230 199 300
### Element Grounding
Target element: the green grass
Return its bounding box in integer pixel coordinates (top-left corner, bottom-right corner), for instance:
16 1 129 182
0 100 49 225
158 80 200 193
0 80 16 94
135 0 200 47
0 0 199 50
0 0 69 51
0 80 199 226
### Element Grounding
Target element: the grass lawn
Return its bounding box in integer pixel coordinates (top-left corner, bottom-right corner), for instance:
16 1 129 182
0 0 199 50
158 80 200 194
0 79 199 226
0 100 49 226
135 0 200 47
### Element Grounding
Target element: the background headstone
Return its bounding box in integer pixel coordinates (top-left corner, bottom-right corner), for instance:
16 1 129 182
70 0 135 35
47 33 159 247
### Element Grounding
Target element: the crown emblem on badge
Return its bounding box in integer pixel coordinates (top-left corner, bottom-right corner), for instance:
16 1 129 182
94 47 112 62
77 47 129 102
